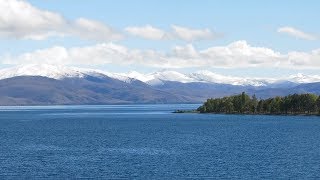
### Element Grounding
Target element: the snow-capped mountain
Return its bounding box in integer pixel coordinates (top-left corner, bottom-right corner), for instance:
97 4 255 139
0 64 320 86
0 64 320 105
288 73 320 84
109 70 194 85
107 71 154 84
112 70 320 86
0 64 105 80
108 70 274 86
189 70 275 86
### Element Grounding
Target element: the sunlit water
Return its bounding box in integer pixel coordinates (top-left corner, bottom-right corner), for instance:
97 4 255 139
0 104 320 179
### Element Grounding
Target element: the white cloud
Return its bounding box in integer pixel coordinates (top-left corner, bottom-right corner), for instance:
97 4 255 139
2 41 320 69
277 26 317 41
71 18 123 41
0 0 218 42
2 46 69 64
199 41 284 67
124 25 167 40
125 25 219 41
0 0 65 40
172 44 199 59
171 25 218 41
0 0 122 41
287 49 320 67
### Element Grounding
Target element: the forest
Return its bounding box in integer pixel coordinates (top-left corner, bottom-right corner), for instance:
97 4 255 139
197 92 320 115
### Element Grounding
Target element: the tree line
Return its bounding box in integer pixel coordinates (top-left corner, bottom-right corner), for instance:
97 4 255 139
197 92 320 115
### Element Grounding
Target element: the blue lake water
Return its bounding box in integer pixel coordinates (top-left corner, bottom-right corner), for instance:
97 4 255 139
0 104 320 179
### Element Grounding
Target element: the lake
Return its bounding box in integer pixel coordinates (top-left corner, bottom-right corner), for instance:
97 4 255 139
0 104 320 179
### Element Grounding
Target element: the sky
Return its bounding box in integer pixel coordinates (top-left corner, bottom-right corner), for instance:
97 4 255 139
0 0 319 77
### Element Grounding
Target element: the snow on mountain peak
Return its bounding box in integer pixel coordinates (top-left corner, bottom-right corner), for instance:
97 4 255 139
288 73 320 83
150 70 194 83
0 64 99 80
190 70 271 86
1 64 320 86
111 70 195 85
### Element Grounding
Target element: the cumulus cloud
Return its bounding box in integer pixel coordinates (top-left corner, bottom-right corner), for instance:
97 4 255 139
277 26 317 41
125 24 219 41
2 41 320 69
0 0 122 41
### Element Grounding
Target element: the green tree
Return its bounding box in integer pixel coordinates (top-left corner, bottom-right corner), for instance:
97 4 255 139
198 92 320 115
316 96 320 114
250 94 258 113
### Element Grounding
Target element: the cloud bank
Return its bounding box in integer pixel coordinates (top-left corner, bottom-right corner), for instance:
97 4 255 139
2 41 320 69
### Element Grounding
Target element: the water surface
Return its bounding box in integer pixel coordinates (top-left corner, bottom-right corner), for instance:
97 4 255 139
0 104 320 179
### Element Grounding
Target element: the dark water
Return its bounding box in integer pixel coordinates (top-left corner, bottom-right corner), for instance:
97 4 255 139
1 104 320 179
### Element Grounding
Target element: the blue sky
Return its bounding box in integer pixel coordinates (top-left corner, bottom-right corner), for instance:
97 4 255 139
0 0 319 77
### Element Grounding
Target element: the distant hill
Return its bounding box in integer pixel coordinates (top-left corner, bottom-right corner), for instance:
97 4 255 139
0 64 319 105
0 76 191 105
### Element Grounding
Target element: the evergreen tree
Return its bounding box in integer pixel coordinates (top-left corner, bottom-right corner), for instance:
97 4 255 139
198 92 320 115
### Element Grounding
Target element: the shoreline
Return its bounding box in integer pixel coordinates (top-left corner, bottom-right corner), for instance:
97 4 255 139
173 110 320 116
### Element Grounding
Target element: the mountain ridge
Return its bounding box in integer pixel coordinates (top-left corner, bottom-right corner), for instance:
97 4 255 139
0 64 319 105
1 64 320 86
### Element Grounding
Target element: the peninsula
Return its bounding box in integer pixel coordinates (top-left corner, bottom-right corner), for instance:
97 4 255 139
187 92 320 115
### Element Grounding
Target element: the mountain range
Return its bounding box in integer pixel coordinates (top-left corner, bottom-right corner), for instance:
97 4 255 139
0 64 320 105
